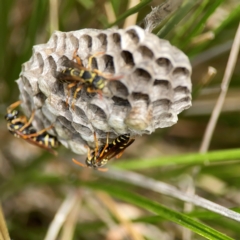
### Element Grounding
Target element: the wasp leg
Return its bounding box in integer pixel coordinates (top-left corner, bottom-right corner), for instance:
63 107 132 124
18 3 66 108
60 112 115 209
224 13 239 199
71 84 83 110
86 87 103 99
72 49 83 67
19 110 36 132
72 158 87 168
93 69 123 80
99 133 109 157
93 132 99 157
7 100 22 113
11 115 28 125
66 82 78 106
116 151 124 159
86 145 92 161
20 125 54 139
87 52 105 70
97 167 108 172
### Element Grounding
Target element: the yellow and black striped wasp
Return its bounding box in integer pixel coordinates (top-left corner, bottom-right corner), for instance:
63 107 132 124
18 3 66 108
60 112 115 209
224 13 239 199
5 101 60 155
57 50 121 109
72 133 135 171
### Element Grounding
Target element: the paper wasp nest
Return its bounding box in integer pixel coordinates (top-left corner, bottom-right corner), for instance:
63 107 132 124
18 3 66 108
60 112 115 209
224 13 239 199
17 26 192 155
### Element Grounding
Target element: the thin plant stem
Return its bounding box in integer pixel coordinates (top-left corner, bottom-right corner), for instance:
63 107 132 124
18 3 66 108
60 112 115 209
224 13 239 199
200 23 240 153
97 168 240 223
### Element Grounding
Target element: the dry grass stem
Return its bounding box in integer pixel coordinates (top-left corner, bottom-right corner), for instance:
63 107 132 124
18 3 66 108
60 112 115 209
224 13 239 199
123 0 140 28
49 0 59 33
191 31 215 45
202 66 217 85
60 197 81 240
44 192 80 240
100 168 240 223
85 192 117 229
184 22 240 239
96 191 145 240
200 23 240 153
104 2 116 24
0 205 10 240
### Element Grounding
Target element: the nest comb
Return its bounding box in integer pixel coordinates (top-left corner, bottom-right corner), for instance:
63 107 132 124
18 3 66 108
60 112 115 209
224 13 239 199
16 25 192 155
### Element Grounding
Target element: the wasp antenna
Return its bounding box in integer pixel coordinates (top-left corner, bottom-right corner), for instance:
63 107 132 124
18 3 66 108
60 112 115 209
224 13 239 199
73 49 83 66
7 100 22 113
97 167 108 172
72 158 87 168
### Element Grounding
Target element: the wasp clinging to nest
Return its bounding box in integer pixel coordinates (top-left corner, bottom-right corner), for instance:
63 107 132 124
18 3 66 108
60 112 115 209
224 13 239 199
73 132 135 171
57 49 122 109
5 100 60 155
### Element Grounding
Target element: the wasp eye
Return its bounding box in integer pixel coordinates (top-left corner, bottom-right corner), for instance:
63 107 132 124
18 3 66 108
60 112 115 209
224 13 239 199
4 114 9 120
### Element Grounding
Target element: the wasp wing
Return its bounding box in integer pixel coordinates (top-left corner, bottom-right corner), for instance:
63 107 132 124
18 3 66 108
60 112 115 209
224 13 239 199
96 139 135 164
16 130 58 156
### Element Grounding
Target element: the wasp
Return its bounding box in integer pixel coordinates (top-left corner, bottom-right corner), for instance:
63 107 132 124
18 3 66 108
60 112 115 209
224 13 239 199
72 133 135 171
5 101 60 155
57 50 121 109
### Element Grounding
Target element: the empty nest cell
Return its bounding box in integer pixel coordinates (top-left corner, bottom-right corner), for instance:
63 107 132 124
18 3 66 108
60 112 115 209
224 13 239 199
87 104 108 121
121 50 135 67
172 97 191 114
79 34 93 51
36 53 44 74
153 99 171 115
112 33 121 48
112 96 130 107
55 32 67 52
126 29 140 44
102 54 115 74
72 106 89 124
57 116 75 133
138 45 154 59
34 92 47 108
131 68 152 91
132 92 150 106
50 32 61 51
174 86 191 96
46 56 57 76
108 80 129 98
155 57 173 75
151 79 172 102
172 67 190 79
97 33 108 49
89 56 98 70
68 34 79 50
72 122 93 138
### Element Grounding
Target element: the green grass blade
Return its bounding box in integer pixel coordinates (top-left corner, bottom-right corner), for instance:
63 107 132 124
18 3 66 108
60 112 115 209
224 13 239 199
187 0 224 39
0 0 14 75
1 171 233 239
107 0 153 28
174 0 209 40
9 0 48 88
114 148 240 169
214 4 240 36
87 183 233 240
189 4 240 57
157 0 197 38
110 0 122 16
76 0 94 9
176 0 224 49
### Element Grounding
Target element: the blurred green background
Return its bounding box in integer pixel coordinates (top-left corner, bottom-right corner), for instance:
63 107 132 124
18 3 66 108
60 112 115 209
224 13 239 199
1 0 240 239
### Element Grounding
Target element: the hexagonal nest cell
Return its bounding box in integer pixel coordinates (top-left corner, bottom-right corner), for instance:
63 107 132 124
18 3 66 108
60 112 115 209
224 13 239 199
16 25 192 155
